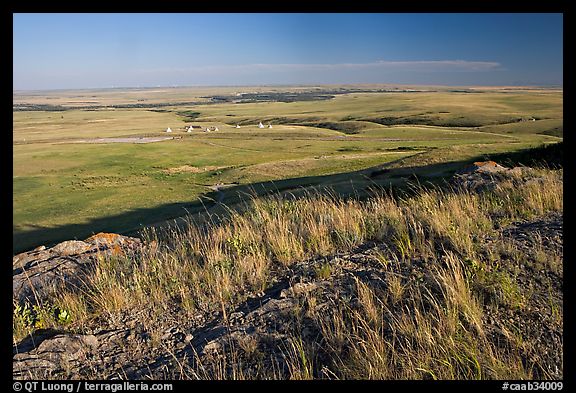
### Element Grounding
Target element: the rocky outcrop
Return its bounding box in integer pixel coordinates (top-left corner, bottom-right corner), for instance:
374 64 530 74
12 163 563 380
13 233 142 305
457 160 509 174
453 161 529 191
13 331 100 379
13 209 562 379
12 246 378 379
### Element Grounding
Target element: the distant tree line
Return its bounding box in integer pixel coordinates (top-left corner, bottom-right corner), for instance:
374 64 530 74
203 88 437 104
13 88 438 112
13 101 205 112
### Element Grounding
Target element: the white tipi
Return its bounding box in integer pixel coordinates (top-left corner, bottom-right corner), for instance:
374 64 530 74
235 124 241 129
268 124 273 129
166 127 172 133
258 122 264 129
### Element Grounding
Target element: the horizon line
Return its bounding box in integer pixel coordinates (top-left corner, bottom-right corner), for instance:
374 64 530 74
13 82 564 93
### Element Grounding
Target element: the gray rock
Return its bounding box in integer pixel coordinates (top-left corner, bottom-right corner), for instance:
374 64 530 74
202 340 222 355
50 240 93 256
453 161 517 191
13 233 142 305
13 333 99 379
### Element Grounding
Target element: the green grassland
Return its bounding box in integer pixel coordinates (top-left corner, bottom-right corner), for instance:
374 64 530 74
13 86 562 253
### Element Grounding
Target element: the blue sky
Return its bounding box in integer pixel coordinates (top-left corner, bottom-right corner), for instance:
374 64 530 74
13 13 563 90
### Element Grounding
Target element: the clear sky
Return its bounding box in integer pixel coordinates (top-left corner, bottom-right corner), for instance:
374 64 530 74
13 13 563 90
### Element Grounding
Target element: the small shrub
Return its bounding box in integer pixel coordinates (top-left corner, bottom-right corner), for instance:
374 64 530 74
314 262 332 279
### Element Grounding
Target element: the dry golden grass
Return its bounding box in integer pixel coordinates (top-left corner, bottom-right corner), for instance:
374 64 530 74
314 253 531 379
14 167 562 379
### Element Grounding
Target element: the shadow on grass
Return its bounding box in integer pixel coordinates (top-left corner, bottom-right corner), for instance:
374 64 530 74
483 141 562 168
13 142 562 255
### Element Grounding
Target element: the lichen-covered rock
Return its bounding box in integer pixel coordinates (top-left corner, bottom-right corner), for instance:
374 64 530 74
456 161 508 175
86 232 141 250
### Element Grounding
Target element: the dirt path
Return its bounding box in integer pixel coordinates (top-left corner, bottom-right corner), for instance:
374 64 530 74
66 136 175 144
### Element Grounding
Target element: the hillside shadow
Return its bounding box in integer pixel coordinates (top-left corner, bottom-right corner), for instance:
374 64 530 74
13 198 211 255
13 143 562 255
484 141 562 168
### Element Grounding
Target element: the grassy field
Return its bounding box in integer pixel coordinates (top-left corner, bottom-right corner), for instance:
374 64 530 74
13 85 562 253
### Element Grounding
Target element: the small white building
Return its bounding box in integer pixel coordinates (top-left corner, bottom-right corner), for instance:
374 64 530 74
258 122 264 128
235 124 241 129
187 127 192 133
166 127 172 133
